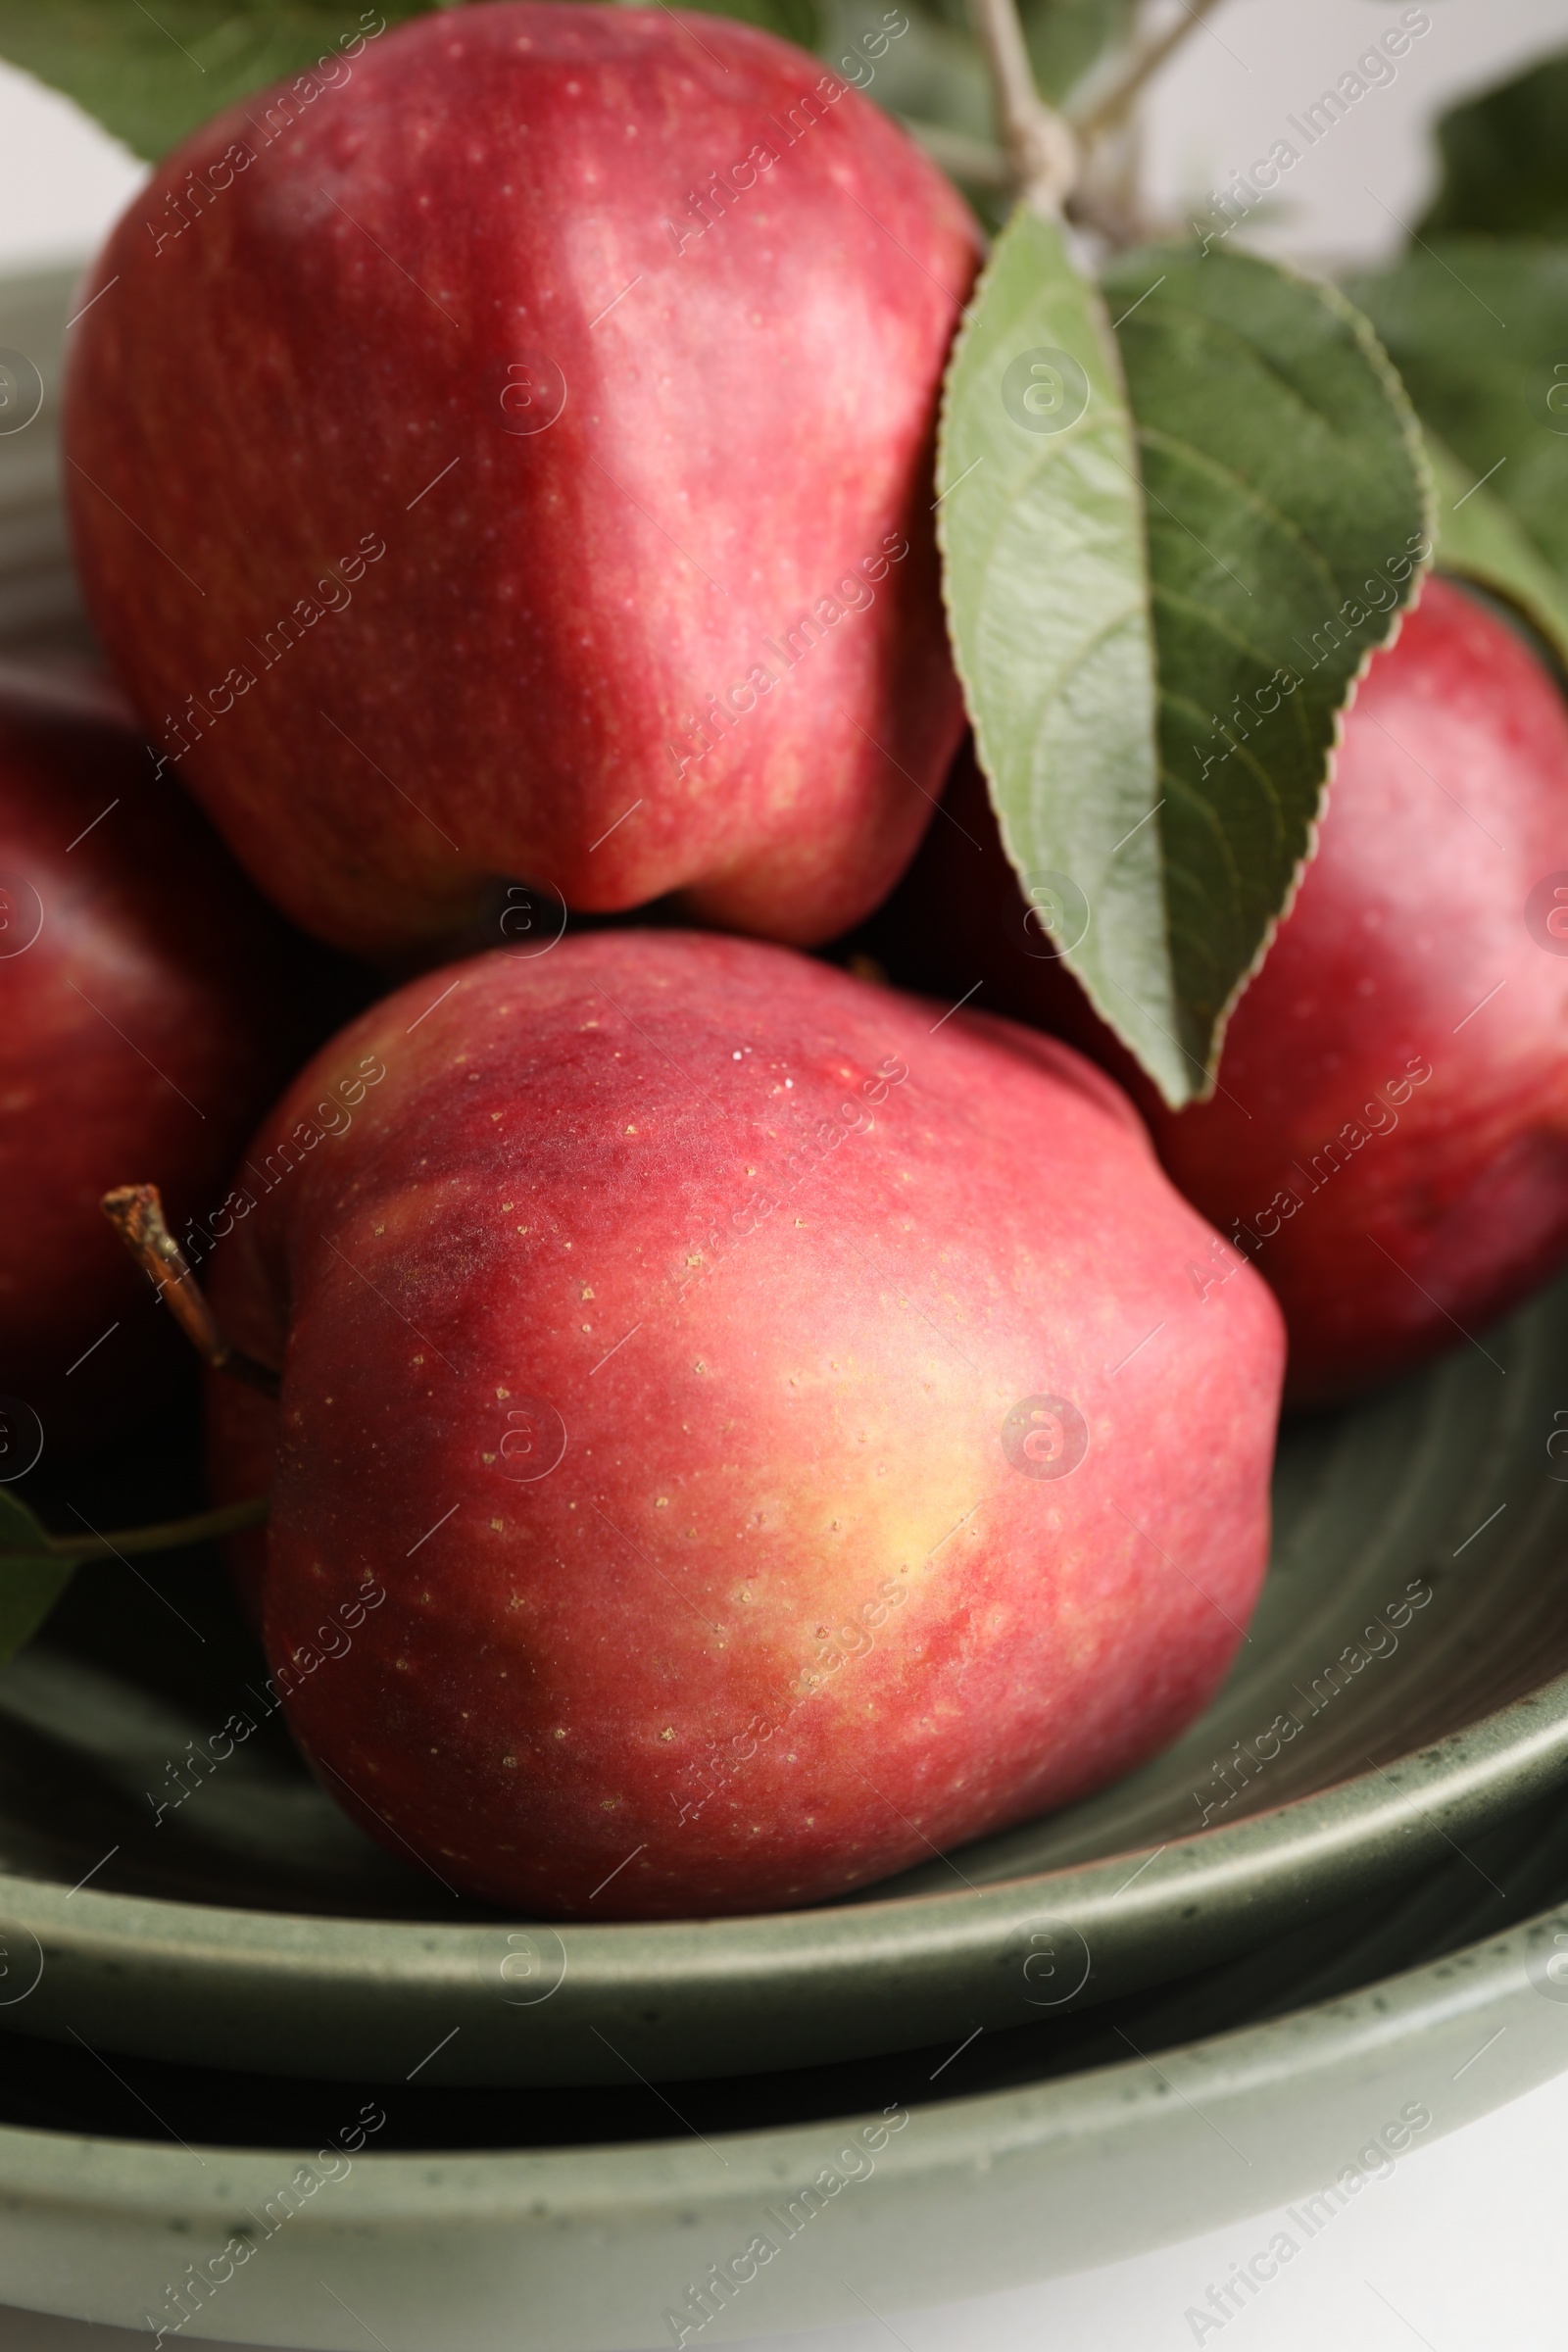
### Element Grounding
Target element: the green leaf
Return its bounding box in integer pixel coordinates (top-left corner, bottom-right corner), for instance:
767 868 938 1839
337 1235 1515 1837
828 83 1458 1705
1020 0 1134 107
0 1491 266 1671
1418 49 1568 241
0 1491 76 1670
0 1493 47 1551
936 209 1172 1087
1348 242 1568 579
1099 247 1430 1098
836 0 995 149
939 229 1432 1105
695 0 822 52
0 2 434 163
0 0 850 161
1425 427 1568 669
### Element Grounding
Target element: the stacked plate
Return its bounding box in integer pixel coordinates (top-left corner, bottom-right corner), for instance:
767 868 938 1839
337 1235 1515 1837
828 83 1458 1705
5 262 1568 2351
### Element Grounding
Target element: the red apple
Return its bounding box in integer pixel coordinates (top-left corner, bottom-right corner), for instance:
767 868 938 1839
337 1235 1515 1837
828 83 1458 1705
0 660 348 1455
206 929 1282 1917
63 4 978 963
873 577 1568 1406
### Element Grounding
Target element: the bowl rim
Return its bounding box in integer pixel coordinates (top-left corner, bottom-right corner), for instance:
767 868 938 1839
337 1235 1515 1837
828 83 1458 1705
6 1663 1568 2086
6 1886 1561 2195
2 1888 1565 2352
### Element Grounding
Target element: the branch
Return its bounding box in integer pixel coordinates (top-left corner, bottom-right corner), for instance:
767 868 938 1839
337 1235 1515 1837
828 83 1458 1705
969 0 1078 216
101 1183 281 1399
1070 0 1228 141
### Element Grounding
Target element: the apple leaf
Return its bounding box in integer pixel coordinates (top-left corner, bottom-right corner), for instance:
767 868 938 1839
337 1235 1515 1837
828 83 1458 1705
0 0 839 163
1425 427 1568 670
0 2 434 162
853 9 994 138
0 1491 76 1671
939 230 1431 1106
1417 48 1568 241
688 0 821 55
1347 242 1568 579
935 209 1173 1087
1019 0 1135 107
844 3 1002 215
0 1492 267 1671
1102 246 1430 1100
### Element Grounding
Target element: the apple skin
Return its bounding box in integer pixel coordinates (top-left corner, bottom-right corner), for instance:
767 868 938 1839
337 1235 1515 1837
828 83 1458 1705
0 662 353 1454
63 4 979 964
868 577 1568 1408
206 930 1282 1918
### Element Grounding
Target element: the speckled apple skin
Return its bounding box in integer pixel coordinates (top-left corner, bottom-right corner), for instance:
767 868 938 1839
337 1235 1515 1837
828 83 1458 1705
0 667 331 1449
206 931 1282 1917
874 579 1568 1407
63 5 978 962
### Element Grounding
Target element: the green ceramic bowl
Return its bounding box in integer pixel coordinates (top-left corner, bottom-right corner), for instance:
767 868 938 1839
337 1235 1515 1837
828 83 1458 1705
2 1833 1567 2350
6 1642 1568 2345
5 260 1568 2102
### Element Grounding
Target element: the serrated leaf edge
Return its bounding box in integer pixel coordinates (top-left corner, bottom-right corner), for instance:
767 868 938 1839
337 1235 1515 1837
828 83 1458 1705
1148 252 1436 1103
934 207 1182 1101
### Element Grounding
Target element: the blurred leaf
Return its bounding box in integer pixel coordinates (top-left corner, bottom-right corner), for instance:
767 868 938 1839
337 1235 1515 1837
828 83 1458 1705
899 118 1006 191
0 2 434 162
940 230 1432 1107
0 1491 267 1670
1425 427 1568 670
1418 48 1568 241
0 0 1016 179
0 1493 47 1550
1021 0 1133 107
1348 241 1568 578
828 0 993 143
693 0 821 50
0 1491 75 1670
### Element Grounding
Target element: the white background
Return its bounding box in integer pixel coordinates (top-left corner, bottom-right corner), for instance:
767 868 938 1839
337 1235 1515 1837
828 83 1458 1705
2 1 1568 2346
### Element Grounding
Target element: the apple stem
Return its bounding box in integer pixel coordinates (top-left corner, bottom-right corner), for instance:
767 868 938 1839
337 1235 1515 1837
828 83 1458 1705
969 0 1078 216
100 1182 281 1400
4 1494 270 1566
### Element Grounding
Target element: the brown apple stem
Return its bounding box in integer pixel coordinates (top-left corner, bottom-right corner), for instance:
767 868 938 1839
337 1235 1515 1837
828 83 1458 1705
100 1182 281 1399
970 0 1078 216
3 1494 270 1565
